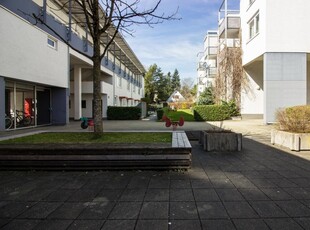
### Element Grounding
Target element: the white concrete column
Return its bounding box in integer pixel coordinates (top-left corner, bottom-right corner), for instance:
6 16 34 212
74 66 82 120
264 52 307 123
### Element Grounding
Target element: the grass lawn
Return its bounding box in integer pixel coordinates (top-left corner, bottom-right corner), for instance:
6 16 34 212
164 109 195 121
0 132 172 144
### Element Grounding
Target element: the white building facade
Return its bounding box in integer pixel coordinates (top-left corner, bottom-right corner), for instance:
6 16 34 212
198 0 310 123
0 0 145 131
241 0 310 123
197 31 218 97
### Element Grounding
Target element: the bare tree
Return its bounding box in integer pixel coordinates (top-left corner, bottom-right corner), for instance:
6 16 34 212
31 0 178 134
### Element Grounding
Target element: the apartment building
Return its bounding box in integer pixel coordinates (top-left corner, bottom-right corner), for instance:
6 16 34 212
0 0 145 131
198 0 310 123
197 31 218 97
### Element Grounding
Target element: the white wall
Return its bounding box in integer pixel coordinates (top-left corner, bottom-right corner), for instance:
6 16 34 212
0 7 68 88
240 0 266 65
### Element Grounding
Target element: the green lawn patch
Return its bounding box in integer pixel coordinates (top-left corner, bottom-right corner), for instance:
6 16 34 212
0 132 172 144
164 109 195 121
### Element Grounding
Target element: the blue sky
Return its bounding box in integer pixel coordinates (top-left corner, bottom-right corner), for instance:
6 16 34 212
125 0 239 83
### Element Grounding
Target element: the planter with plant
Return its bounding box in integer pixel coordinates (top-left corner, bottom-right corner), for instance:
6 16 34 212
271 105 310 151
199 122 242 152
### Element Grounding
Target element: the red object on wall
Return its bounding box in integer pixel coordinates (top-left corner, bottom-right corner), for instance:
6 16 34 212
24 98 32 116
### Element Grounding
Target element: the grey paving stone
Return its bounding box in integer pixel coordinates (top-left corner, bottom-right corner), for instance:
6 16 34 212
223 201 258 218
170 180 191 189
19 202 62 219
101 179 129 189
264 218 304 230
233 219 269 230
291 178 310 187
102 220 135 230
169 220 201 230
0 201 34 218
250 201 288 218
93 189 123 202
16 188 54 201
119 189 146 201
275 200 310 217
191 180 213 188
78 201 115 219
201 219 236 230
67 220 105 230
230 178 257 189
239 188 270 201
139 202 168 219
135 220 168 230
144 189 169 201
294 217 310 229
0 219 9 228
170 202 198 220
249 178 278 188
196 202 228 219
33 220 73 230
127 178 149 189
68 189 100 202
216 189 244 201
209 178 235 188
148 179 170 188
108 202 142 219
261 188 293 200
48 202 87 219
170 189 194 201
283 187 310 200
61 180 88 189
0 219 40 230
43 189 76 202
193 189 220 201
268 178 299 188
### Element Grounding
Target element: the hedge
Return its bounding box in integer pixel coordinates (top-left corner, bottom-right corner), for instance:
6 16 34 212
107 106 141 120
193 105 230 121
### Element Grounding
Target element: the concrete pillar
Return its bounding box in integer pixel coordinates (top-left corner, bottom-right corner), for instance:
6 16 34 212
74 66 82 120
264 52 307 123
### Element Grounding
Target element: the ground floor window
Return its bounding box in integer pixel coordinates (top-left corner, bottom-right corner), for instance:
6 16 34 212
5 81 51 129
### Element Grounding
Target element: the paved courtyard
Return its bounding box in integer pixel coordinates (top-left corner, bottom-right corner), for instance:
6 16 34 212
0 119 310 229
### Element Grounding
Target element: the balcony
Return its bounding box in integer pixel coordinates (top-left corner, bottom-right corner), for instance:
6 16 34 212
218 0 240 39
219 16 240 39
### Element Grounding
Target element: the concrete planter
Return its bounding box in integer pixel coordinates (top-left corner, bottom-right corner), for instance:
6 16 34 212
200 131 242 152
271 129 310 151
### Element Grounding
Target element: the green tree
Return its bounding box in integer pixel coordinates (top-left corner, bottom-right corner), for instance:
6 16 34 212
197 86 214 105
171 69 181 91
155 68 171 102
144 64 157 102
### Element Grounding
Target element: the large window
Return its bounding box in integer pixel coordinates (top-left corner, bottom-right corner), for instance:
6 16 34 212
248 12 260 40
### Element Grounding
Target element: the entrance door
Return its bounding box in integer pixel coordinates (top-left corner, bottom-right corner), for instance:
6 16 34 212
37 89 51 125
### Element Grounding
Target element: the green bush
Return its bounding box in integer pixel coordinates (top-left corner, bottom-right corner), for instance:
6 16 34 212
276 105 310 133
193 105 230 121
157 108 164 120
107 106 141 120
222 100 240 117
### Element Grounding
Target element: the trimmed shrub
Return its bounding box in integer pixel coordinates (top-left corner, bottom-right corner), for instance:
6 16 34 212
276 105 310 133
157 108 164 120
222 100 240 117
193 105 230 121
107 106 141 120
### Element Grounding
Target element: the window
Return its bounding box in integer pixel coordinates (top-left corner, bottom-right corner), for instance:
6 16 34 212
248 12 259 40
82 100 86 108
117 76 122 87
47 37 57 49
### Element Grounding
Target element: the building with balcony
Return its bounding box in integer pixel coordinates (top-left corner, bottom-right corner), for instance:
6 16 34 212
198 0 310 123
197 31 218 97
241 0 310 123
0 0 145 131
